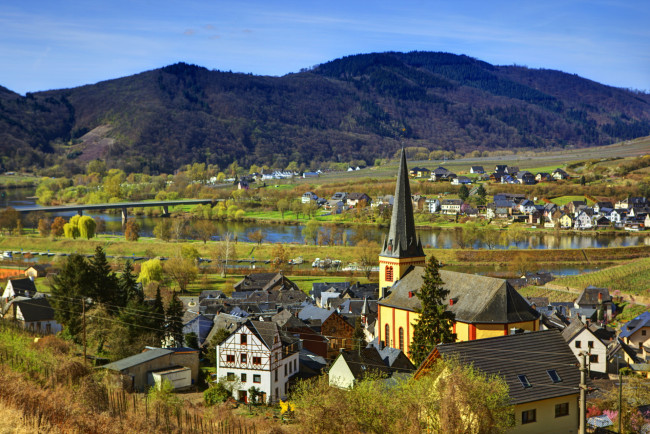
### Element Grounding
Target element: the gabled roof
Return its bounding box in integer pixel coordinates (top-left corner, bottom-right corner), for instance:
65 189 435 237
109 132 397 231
298 305 335 323
561 318 589 342
102 348 174 371
380 268 539 324
380 149 425 259
575 286 611 306
416 330 580 405
335 347 392 380
619 311 650 339
6 277 38 296
14 297 56 322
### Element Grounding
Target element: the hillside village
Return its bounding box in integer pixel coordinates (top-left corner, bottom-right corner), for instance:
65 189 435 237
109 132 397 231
1 151 649 433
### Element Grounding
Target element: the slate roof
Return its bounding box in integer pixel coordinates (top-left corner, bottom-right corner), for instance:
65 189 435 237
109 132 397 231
575 286 612 306
298 305 335 323
14 297 56 322
418 330 580 405
6 277 38 297
380 268 539 324
619 311 650 339
234 272 299 292
336 347 392 379
102 348 174 371
561 318 587 342
368 338 415 372
380 148 425 259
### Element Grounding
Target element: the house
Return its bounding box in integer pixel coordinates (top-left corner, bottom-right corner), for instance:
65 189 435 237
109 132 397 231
331 192 348 202
301 192 318 204
272 310 328 358
430 167 455 181
2 277 38 301
573 286 614 322
321 311 356 358
2 296 62 335
24 264 49 279
495 164 508 172
182 311 213 347
559 214 573 228
409 167 430 178
608 209 626 225
216 320 299 403
234 273 300 292
310 281 351 307
516 171 536 185
618 311 650 349
573 211 593 230
536 172 553 182
411 195 427 211
505 166 519 174
328 347 392 389
101 347 200 392
552 168 569 180
425 198 440 213
470 166 484 174
324 199 345 213
441 199 463 214
594 216 610 229
490 172 507 183
347 192 371 207
414 330 580 434
450 176 471 185
593 202 613 213
519 199 537 215
302 171 320 178
615 196 648 210
561 319 607 374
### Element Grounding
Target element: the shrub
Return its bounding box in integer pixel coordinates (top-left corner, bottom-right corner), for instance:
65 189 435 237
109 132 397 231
204 382 231 406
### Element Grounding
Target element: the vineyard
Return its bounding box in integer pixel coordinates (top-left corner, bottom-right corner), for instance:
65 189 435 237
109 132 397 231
552 257 650 296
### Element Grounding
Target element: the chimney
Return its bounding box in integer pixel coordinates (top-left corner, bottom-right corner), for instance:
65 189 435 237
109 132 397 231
598 292 603 303
408 291 413 298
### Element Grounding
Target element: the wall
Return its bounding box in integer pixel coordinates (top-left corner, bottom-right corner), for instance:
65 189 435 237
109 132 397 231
328 356 355 389
510 395 579 434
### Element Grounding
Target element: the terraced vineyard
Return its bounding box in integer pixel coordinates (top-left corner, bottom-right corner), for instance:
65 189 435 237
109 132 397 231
552 257 650 296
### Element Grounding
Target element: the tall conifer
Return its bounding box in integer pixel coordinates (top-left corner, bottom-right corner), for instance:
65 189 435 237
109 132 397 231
409 255 456 366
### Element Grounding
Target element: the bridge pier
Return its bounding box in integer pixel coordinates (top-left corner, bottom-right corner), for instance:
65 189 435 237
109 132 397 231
162 205 169 216
121 207 128 224
77 209 83 216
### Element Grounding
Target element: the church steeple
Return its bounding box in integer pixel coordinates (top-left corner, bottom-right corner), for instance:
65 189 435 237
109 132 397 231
381 148 424 258
378 149 426 297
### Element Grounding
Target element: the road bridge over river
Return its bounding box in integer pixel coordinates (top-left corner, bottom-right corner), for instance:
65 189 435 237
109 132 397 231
14 199 219 222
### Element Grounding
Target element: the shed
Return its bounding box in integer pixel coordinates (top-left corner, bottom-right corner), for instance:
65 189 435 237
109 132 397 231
148 366 192 390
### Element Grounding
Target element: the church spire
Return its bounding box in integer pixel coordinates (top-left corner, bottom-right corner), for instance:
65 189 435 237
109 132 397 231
380 148 424 258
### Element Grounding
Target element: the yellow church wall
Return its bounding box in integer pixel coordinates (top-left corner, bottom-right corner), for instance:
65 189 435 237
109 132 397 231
475 323 506 340
455 322 470 341
509 320 539 332
378 256 425 297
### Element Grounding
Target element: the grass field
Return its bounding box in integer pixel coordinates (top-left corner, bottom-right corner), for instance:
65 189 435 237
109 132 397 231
516 286 577 302
552 257 650 296
549 195 596 206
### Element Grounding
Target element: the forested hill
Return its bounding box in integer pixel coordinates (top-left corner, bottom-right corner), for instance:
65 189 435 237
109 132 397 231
2 51 650 174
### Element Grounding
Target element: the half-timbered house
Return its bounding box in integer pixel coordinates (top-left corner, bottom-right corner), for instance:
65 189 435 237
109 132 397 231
216 320 299 404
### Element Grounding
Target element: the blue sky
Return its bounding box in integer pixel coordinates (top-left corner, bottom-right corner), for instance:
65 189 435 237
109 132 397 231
1 0 648 95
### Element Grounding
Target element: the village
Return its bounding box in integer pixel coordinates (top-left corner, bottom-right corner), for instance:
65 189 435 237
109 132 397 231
0 151 648 433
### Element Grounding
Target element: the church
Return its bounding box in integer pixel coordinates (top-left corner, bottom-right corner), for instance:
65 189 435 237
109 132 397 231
377 150 540 358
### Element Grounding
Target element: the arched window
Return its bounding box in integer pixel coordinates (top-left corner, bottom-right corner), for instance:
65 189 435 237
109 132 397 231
385 324 390 346
399 327 404 351
386 266 394 282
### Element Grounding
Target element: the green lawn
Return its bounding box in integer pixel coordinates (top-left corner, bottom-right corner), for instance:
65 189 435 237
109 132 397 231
550 195 596 206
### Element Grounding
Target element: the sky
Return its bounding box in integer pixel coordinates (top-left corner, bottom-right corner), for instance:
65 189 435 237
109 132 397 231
1 0 648 95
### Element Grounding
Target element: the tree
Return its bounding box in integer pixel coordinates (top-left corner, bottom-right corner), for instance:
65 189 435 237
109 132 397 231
476 184 487 204
63 222 79 239
212 232 235 277
37 218 50 237
277 198 289 219
193 219 215 244
137 258 164 286
302 219 320 245
49 254 93 341
164 257 198 293
152 287 166 344
51 216 66 237
153 220 173 242
119 260 141 304
458 185 469 201
271 243 289 270
78 215 96 239
205 328 232 366
185 332 199 349
88 246 120 306
352 317 366 352
180 244 200 263
410 255 456 366
0 207 20 234
165 294 184 347
124 219 139 241
356 240 379 279
580 175 586 186
248 229 265 246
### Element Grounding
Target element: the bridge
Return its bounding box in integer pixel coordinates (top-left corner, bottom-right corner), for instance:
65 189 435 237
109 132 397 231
14 199 220 222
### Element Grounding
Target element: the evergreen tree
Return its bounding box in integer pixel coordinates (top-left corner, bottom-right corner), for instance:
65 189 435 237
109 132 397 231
152 287 166 345
409 255 456 366
89 246 119 306
352 317 366 353
476 184 487 204
50 254 93 341
119 260 142 304
458 184 469 201
166 294 184 347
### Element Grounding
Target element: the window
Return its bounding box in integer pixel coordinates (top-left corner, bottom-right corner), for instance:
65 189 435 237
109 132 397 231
588 341 594 349
398 328 404 351
241 373 247 382
226 354 235 363
386 266 394 282
226 372 235 381
517 375 532 388
275 369 278 382
555 403 569 418
642 330 647 336
589 355 599 363
241 353 247 364
547 370 562 383
385 324 390 346
284 364 287 376
294 359 297 372
253 374 261 383
521 409 536 424
253 356 262 365
241 334 247 345
575 341 581 348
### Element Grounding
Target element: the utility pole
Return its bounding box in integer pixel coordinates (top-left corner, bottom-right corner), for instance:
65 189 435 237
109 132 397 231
618 356 623 434
82 298 87 366
579 352 587 434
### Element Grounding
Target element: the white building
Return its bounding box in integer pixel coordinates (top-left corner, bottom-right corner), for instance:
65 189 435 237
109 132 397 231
425 198 440 213
216 320 299 404
561 319 608 374
301 192 318 204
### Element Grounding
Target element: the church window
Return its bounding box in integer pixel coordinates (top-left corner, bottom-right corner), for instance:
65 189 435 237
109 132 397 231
398 327 404 351
386 266 394 282
385 324 390 346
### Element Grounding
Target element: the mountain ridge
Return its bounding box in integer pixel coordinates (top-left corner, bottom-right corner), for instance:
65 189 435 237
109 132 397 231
1 51 649 174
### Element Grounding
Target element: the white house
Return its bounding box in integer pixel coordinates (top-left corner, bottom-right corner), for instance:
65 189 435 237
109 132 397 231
441 199 463 214
561 319 608 374
425 198 440 213
574 211 593 230
2 277 38 301
518 200 537 215
216 320 299 404
3 297 62 335
301 192 318 204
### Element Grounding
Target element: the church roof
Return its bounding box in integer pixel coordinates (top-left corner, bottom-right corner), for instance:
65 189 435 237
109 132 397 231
379 267 539 324
380 149 424 259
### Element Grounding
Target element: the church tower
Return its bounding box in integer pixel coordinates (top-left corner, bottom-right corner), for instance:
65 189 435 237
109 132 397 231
379 149 426 298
